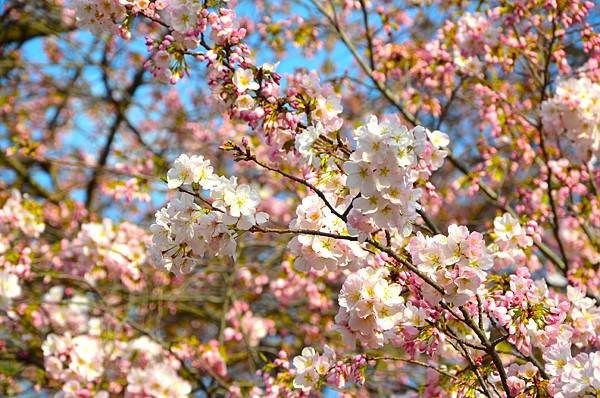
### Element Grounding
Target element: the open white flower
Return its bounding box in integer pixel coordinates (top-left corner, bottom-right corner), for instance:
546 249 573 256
295 123 323 167
0 271 21 307
235 94 255 111
427 129 450 148
293 347 318 373
223 184 260 217
292 346 336 391
232 68 260 92
69 335 105 381
312 95 343 122
168 4 198 33
293 368 319 391
343 160 376 195
166 154 214 189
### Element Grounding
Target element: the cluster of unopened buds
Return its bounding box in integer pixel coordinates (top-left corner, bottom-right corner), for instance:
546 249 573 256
150 154 268 274
144 34 196 84
198 340 228 379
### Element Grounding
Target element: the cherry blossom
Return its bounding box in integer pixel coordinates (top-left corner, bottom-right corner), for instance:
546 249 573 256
541 76 600 155
3 0 600 396
0 271 22 308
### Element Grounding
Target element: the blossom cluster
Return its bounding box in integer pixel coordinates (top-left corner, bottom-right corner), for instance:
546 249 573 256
541 76 600 154
0 189 44 240
287 194 367 273
73 0 126 36
259 348 367 396
0 190 44 307
564 285 600 348
41 286 94 335
150 154 268 274
334 266 405 348
43 334 106 385
269 260 333 311
545 329 600 397
344 115 449 239
448 11 499 75
43 333 191 397
197 340 228 379
486 267 564 355
58 220 149 291
407 224 493 306
292 346 336 391
491 213 534 266
504 362 540 396
224 300 274 347
454 12 499 57
75 0 351 163
227 66 343 154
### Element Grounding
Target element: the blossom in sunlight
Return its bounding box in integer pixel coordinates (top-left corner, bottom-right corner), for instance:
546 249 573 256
287 194 367 273
312 95 343 131
541 76 600 154
43 331 192 397
166 154 215 189
0 189 45 238
334 267 405 348
128 363 192 397
407 224 493 306
223 184 261 217
454 12 499 56
295 122 324 168
151 155 268 274
342 115 448 238
0 271 21 307
544 329 600 397
235 94 255 111
492 213 533 266
292 346 336 391
232 68 260 92
73 0 127 35
168 4 198 33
